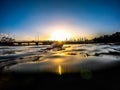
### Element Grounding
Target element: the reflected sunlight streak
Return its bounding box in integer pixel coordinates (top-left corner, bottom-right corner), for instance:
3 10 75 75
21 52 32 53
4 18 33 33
58 65 62 75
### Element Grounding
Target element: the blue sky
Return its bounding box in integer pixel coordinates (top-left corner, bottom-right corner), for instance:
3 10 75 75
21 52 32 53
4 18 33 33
0 0 120 40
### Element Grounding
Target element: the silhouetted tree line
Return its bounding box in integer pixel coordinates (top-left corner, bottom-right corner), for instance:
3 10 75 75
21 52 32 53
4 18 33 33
0 37 15 42
93 32 120 43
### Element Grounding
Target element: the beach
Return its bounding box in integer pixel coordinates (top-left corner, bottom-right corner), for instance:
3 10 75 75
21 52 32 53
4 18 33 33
0 44 120 89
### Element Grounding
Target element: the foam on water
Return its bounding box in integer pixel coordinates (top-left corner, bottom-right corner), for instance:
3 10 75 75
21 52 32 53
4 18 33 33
0 44 120 74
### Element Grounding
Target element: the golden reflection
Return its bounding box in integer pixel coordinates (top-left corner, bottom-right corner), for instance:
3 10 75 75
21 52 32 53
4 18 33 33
58 65 62 75
53 57 64 64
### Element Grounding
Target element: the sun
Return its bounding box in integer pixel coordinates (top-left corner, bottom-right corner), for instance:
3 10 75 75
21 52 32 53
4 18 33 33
49 30 71 41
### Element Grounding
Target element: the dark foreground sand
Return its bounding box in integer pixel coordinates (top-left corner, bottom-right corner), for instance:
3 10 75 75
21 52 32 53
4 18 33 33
0 63 120 90
0 44 120 90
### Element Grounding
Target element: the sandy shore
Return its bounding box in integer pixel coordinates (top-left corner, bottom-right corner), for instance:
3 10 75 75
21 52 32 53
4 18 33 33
0 44 120 90
0 63 120 90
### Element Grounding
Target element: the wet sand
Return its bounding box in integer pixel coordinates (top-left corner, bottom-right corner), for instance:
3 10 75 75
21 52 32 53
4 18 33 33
0 44 120 90
0 64 120 90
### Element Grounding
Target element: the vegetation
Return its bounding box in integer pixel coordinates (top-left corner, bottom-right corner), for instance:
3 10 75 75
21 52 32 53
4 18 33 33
0 32 120 45
93 32 120 43
0 33 15 46
0 33 15 42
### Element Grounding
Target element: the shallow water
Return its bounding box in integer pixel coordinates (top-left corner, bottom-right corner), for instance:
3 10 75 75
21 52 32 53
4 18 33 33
0 44 120 74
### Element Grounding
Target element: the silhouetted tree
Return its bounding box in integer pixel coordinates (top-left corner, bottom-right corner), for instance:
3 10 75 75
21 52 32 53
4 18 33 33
93 32 120 43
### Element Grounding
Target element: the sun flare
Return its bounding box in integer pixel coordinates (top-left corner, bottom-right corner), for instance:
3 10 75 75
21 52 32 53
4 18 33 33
49 30 71 41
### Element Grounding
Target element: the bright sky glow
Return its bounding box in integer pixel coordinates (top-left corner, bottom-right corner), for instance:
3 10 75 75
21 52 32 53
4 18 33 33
49 30 71 41
0 0 119 40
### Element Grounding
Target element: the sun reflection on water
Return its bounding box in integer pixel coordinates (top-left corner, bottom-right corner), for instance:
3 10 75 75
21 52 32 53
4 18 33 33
58 65 62 75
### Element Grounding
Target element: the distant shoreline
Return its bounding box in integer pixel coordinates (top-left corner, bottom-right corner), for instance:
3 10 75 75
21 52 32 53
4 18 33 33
0 42 120 46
